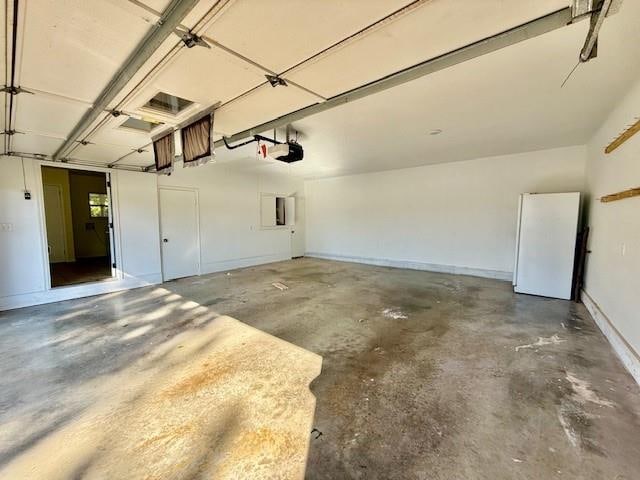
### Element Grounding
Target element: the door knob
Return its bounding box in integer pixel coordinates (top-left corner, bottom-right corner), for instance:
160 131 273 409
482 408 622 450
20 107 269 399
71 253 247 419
163 238 169 243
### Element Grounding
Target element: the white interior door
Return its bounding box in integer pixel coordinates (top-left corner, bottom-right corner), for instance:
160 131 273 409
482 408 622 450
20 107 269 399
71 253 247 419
43 184 67 263
514 193 580 299
288 197 304 258
159 188 199 281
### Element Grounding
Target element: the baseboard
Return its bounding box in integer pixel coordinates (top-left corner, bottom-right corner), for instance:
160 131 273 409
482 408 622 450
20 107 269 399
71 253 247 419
0 252 293 311
202 253 291 275
305 252 513 281
582 289 640 386
0 273 162 311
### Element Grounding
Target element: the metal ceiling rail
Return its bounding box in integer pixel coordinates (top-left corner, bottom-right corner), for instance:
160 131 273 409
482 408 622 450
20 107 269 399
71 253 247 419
4 0 20 155
201 8 574 154
280 0 431 79
201 0 432 128
124 0 326 102
52 0 200 161
67 0 233 163
1 152 146 171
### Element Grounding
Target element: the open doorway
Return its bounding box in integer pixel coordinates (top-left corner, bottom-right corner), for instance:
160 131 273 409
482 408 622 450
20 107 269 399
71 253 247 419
41 166 114 287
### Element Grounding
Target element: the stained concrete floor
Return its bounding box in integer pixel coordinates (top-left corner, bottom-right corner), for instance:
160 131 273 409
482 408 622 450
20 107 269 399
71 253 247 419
1 258 639 479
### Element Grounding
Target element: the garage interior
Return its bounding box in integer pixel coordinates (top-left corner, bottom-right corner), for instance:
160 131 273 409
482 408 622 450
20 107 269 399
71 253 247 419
0 1 639 479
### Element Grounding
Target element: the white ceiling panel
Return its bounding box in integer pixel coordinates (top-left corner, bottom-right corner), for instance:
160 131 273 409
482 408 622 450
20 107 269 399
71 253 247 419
13 94 89 138
181 0 229 30
205 0 413 73
133 0 173 13
113 148 155 168
215 83 318 136
286 0 568 98
127 43 266 112
72 142 142 164
19 0 153 102
11 133 64 156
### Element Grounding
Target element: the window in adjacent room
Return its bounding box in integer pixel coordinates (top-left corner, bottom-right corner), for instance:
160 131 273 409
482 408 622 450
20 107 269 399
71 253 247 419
260 194 295 228
89 193 109 218
275 197 286 225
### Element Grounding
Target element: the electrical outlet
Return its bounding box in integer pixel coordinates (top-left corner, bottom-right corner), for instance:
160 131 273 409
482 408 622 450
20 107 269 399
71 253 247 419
24 190 31 200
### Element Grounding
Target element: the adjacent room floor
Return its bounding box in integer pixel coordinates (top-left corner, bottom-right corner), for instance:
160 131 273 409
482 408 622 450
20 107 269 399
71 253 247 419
1 258 639 479
49 257 112 287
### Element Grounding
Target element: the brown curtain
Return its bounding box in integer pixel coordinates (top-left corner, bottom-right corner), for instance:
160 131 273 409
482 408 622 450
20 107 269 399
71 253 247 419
153 131 175 174
181 114 213 167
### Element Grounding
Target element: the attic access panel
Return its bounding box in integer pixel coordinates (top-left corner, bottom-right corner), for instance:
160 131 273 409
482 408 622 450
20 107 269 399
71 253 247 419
144 92 193 116
119 117 164 133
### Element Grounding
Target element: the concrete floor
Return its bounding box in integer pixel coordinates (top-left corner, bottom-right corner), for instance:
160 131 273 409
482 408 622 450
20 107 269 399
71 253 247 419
1 258 639 479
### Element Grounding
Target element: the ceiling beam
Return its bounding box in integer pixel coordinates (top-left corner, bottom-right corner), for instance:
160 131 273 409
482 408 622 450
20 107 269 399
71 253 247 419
207 8 573 152
52 0 200 161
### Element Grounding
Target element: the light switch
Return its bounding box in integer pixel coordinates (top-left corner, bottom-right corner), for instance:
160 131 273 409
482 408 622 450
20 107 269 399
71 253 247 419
1 223 14 232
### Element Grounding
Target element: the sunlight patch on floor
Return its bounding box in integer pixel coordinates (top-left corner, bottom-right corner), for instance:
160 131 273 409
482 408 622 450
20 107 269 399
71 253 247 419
1 315 322 479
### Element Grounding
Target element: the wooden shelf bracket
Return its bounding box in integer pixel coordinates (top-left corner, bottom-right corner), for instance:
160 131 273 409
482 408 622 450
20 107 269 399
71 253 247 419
600 187 640 203
605 118 640 154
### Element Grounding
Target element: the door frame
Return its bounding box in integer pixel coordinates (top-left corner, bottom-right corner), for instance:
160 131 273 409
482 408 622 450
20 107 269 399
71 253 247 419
35 162 122 290
157 186 201 281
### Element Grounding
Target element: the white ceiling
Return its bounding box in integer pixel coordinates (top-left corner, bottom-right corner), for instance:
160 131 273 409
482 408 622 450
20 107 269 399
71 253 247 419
18 0 153 102
204 0 413 73
2 0 639 177
285 0 640 178
285 0 568 98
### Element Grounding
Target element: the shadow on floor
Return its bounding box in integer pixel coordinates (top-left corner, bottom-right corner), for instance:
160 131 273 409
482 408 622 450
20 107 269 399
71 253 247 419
2 258 640 479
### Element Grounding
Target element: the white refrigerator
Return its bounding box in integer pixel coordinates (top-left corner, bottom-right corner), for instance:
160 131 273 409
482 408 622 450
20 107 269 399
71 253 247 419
513 192 580 300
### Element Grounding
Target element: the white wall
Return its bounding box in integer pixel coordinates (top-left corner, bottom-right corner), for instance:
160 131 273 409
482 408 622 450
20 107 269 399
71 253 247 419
305 146 586 279
158 162 304 274
0 156 47 299
0 157 162 310
0 155 303 310
582 78 640 382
